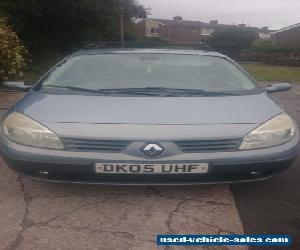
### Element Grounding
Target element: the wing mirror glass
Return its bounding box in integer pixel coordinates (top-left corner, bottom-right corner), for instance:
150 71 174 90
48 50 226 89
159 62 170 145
265 83 292 93
0 81 31 92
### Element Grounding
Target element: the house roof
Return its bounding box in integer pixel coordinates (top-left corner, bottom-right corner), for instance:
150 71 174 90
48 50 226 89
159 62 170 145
147 18 274 32
272 23 300 34
148 18 234 29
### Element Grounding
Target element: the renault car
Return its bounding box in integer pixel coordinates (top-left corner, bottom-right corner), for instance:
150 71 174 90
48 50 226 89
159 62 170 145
0 47 298 185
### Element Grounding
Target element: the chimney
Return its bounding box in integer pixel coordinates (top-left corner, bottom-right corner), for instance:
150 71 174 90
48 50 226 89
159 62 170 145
173 16 183 21
209 20 218 25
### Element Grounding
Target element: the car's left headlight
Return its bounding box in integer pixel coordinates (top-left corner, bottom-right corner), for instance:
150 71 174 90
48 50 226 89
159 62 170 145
240 113 297 150
1 112 64 149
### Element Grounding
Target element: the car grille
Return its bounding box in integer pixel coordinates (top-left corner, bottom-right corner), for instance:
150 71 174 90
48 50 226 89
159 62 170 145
62 138 241 153
175 139 242 153
62 138 130 152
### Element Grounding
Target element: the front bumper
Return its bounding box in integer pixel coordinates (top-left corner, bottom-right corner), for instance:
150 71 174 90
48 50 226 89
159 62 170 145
2 157 296 185
0 132 298 185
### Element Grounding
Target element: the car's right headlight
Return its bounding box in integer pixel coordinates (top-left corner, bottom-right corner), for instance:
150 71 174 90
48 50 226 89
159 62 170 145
240 113 297 150
1 112 64 149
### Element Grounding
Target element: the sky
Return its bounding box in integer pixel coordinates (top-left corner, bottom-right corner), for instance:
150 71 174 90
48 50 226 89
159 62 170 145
139 0 300 30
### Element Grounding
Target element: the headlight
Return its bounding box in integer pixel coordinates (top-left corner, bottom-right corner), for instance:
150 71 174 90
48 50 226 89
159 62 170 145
240 113 296 150
1 112 63 149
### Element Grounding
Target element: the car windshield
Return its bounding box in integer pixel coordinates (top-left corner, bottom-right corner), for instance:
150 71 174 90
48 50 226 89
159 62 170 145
41 53 259 95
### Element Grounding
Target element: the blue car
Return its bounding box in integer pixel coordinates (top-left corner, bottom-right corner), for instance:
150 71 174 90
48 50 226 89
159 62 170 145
0 47 299 185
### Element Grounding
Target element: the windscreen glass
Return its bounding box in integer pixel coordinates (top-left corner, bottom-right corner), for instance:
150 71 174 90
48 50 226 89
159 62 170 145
42 54 258 92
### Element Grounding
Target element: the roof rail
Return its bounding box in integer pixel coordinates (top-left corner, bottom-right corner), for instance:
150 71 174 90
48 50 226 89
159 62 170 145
81 42 211 51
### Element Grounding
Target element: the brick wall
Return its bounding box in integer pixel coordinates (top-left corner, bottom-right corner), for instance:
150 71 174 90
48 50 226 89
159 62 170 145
159 26 204 43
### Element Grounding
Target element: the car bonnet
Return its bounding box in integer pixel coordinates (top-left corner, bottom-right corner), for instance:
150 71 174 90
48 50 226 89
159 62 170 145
17 91 283 125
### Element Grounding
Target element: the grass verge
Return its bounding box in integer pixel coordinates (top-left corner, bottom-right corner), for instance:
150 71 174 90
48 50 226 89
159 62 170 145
241 63 300 82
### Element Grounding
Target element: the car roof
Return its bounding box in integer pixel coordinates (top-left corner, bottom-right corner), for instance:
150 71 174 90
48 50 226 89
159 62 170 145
71 48 228 58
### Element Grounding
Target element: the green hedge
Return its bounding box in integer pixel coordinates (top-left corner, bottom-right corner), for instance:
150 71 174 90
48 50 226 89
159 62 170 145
0 15 27 82
236 48 300 66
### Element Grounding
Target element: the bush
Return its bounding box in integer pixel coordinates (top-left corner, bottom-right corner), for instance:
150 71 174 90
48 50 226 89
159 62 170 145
0 15 27 83
237 49 300 66
208 27 258 56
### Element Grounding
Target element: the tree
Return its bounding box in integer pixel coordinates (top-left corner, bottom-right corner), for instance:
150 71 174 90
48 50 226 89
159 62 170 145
0 15 27 82
208 27 258 55
1 0 147 58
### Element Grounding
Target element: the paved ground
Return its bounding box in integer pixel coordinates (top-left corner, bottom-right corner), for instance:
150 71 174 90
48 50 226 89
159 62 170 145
231 83 300 250
0 91 246 249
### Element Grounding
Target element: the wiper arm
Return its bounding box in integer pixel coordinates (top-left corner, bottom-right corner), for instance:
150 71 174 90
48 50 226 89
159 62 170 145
96 87 172 96
98 88 239 96
180 89 239 96
43 85 103 93
43 86 239 96
97 87 170 92
43 86 165 96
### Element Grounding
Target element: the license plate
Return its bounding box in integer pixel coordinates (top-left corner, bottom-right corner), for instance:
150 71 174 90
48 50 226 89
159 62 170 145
95 163 209 174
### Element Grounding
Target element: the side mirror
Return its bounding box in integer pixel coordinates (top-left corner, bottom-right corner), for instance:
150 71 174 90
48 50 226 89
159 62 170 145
265 83 292 93
0 81 31 92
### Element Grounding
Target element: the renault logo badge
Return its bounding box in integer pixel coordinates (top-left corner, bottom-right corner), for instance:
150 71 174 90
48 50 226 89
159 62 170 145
142 143 164 157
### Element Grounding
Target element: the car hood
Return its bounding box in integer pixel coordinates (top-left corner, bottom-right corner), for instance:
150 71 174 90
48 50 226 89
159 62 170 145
17 91 282 125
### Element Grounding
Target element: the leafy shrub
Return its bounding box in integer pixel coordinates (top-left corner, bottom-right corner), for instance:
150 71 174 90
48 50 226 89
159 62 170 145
208 27 258 56
0 15 27 83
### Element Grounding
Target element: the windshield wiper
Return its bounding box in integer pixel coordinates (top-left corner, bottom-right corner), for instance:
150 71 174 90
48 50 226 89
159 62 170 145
43 85 165 96
96 87 239 96
43 85 103 93
43 86 239 96
177 89 239 96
